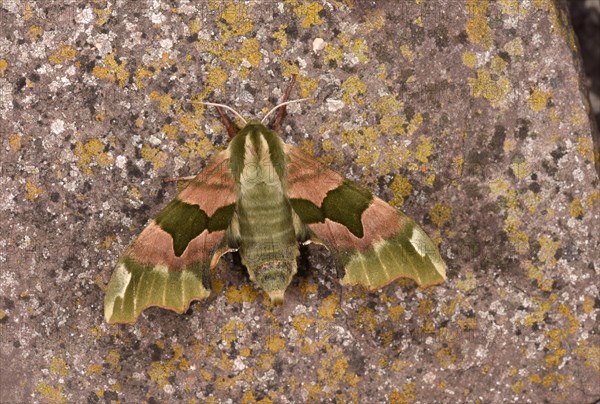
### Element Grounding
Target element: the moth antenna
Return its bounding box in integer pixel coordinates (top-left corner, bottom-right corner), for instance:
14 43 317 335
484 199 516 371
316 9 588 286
192 102 247 125
261 98 310 124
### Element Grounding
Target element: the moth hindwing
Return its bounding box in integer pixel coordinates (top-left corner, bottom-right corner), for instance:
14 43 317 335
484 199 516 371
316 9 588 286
104 91 446 324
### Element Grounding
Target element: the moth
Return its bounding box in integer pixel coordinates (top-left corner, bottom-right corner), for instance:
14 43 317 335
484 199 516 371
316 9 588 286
104 77 446 324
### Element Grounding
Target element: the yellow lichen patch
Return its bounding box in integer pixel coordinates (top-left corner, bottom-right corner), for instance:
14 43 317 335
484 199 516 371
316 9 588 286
50 357 69 377
86 363 103 376
272 24 288 52
387 304 405 322
355 306 377 333
375 95 407 136
429 202 452 228
161 123 178 140
299 278 318 300
318 294 338 319
528 87 552 112
558 304 580 335
266 335 286 353
351 38 369 64
23 3 35 20
127 186 142 201
48 44 77 65
134 67 155 89
25 180 43 201
576 136 595 163
74 138 113 175
341 75 367 105
399 44 414 63
415 136 433 163
523 260 553 291
141 144 168 170
360 9 385 33
511 381 525 394
389 175 412 207
436 346 457 368
295 75 319 99
538 235 560 267
105 349 121 371
468 68 511 107
458 317 478 331
389 383 416 404
225 284 259 305
92 53 130 87
294 2 324 28
28 25 43 41
544 328 568 368
504 214 529 255
180 136 215 161
489 177 510 197
582 296 595 314
94 7 112 26
238 38 263 68
292 314 314 336
510 159 529 180
462 51 477 68
465 0 493 48
0 59 8 76
587 190 600 208
150 91 174 114
218 2 253 38
490 55 508 74
200 66 228 98
189 17 202 34
8 133 22 152
340 127 381 169
523 191 542 213
148 358 177 389
499 0 522 15
504 37 524 58
324 43 344 65
541 372 571 389
504 189 519 211
575 340 600 372
35 383 67 404
221 319 246 348
524 295 557 327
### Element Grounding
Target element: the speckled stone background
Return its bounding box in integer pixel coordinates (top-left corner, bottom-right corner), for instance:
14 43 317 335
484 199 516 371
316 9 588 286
1 0 599 403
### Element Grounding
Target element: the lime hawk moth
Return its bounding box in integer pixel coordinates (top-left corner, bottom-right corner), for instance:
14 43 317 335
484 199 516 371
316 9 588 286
104 78 446 323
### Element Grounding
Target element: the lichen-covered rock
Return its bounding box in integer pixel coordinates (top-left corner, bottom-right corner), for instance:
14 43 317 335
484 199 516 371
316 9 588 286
1 1 598 402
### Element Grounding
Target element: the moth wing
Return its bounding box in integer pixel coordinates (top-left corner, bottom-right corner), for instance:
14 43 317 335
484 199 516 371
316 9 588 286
285 145 446 290
105 151 237 324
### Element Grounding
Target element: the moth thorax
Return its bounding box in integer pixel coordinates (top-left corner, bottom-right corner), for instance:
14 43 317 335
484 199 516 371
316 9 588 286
252 261 297 304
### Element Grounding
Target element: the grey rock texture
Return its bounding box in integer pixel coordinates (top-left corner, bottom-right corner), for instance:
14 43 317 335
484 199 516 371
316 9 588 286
1 0 599 403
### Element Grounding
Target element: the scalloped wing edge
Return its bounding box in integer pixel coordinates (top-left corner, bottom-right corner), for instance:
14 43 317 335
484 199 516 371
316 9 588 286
104 241 235 324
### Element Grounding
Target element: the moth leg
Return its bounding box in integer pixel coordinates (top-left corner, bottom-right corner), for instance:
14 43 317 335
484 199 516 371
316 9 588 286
272 74 297 131
163 175 196 183
215 106 238 139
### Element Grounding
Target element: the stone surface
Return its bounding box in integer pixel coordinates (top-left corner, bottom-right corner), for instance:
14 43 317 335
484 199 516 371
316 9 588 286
1 1 599 403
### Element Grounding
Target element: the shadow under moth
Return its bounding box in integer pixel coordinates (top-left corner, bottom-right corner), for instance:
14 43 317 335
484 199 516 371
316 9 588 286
104 77 446 324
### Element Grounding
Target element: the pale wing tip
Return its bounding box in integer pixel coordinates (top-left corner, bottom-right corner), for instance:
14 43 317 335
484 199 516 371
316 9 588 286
104 258 212 324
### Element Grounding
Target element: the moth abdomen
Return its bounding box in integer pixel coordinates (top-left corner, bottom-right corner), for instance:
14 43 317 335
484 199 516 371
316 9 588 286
249 260 298 303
